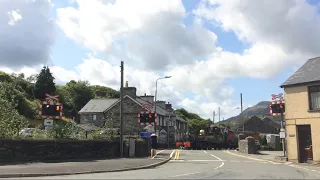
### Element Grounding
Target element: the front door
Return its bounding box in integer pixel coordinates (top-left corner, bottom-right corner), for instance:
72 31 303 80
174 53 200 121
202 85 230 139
297 125 313 163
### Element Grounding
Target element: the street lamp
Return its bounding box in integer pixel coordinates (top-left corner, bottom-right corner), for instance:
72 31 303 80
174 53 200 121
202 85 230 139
154 76 172 133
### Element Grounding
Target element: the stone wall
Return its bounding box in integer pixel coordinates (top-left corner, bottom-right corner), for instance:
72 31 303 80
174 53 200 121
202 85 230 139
0 139 149 164
238 136 259 154
80 113 105 127
105 97 144 135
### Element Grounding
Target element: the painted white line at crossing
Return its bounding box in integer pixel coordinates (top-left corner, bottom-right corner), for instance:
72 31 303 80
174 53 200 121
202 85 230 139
210 154 223 161
215 162 224 169
169 150 176 158
151 149 165 159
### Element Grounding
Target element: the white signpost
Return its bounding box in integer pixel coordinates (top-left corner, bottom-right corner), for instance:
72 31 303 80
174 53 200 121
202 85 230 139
44 119 53 130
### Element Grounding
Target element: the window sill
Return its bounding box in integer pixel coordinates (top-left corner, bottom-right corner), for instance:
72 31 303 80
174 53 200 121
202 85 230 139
307 109 320 112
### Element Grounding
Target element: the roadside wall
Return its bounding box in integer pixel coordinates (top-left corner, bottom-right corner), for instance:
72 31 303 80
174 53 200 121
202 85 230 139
0 139 149 163
238 136 259 154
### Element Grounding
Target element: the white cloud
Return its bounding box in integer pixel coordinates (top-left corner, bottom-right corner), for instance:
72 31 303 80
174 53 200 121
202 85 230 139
56 0 217 70
1 0 319 120
7 9 22 25
0 0 55 69
194 0 319 73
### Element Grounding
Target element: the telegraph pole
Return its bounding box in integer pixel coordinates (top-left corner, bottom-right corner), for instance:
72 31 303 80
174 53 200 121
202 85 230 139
240 93 244 132
218 107 220 127
213 110 215 124
120 61 124 158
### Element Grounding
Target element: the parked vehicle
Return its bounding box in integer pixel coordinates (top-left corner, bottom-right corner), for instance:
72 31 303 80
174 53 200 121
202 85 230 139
19 128 35 137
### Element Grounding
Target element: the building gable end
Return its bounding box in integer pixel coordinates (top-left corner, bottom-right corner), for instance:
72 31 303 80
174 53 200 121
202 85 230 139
103 95 143 113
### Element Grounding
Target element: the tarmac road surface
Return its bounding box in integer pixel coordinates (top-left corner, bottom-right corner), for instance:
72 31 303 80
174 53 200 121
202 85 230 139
8 149 320 179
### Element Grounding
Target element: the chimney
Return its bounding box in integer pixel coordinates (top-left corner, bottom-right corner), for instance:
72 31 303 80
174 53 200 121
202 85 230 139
122 81 136 99
156 101 166 109
140 95 154 103
165 102 172 110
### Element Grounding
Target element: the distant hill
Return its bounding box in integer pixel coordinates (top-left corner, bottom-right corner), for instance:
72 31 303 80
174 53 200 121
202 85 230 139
222 101 283 124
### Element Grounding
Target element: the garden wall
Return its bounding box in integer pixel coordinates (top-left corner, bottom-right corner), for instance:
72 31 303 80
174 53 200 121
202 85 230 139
0 139 149 163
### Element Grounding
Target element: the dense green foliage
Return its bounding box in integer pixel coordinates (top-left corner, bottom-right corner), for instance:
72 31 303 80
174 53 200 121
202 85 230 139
0 66 207 139
0 66 120 139
175 108 211 138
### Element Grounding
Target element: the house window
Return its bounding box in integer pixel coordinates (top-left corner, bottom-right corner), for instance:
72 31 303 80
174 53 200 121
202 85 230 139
93 114 97 121
308 85 320 110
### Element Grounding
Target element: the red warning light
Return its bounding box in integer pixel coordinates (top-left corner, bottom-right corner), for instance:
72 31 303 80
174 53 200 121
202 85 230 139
56 106 60 111
148 113 153 119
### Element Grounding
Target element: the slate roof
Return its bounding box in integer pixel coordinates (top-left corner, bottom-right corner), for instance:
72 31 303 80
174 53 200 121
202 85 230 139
262 117 281 129
135 97 167 115
281 57 320 88
78 99 118 113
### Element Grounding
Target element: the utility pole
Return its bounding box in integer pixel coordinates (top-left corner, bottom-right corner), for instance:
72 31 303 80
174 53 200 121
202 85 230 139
167 113 171 149
213 110 215 124
240 93 244 132
218 107 220 127
120 61 124 158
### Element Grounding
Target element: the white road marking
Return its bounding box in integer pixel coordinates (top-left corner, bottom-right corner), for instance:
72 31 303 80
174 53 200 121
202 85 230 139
166 171 200 178
214 162 225 169
210 154 223 161
203 150 208 153
170 159 225 162
225 150 320 174
230 160 240 162
169 150 176 158
151 149 165 159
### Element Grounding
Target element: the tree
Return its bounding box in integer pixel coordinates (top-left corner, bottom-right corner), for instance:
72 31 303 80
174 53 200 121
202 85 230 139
66 80 94 112
187 118 211 140
175 108 201 120
34 66 56 100
0 85 28 138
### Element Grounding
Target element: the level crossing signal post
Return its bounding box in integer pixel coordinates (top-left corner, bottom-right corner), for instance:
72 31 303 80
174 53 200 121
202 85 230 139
38 93 63 130
270 93 286 157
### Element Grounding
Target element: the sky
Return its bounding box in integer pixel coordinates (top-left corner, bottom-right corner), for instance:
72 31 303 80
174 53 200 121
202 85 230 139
0 0 319 121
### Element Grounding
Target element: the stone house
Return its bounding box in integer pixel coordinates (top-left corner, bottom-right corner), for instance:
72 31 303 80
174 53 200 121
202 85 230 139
78 82 188 140
243 116 280 134
280 56 320 163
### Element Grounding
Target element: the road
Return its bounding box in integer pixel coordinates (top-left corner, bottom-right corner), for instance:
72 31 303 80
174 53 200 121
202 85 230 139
9 150 320 179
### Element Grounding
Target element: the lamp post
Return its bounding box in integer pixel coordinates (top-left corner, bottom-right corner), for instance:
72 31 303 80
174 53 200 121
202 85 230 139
154 76 172 134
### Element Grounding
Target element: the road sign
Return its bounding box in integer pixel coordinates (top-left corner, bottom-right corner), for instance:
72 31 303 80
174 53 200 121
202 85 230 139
44 119 53 127
138 111 158 126
269 101 285 116
39 101 63 119
143 124 154 132
140 132 152 137
45 93 59 101
280 131 286 139
142 103 153 111
271 93 283 100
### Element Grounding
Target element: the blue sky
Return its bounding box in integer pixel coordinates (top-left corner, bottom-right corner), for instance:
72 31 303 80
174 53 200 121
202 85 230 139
3 0 316 119
51 0 291 106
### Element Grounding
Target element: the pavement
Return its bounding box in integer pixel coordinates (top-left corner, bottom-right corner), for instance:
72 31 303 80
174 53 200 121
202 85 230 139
8 149 320 179
0 150 173 178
